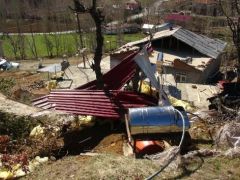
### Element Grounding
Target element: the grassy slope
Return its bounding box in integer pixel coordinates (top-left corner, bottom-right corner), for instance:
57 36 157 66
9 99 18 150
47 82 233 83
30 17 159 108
0 33 145 59
22 154 240 180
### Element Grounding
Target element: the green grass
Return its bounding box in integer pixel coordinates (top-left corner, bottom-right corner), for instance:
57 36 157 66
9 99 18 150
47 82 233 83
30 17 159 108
0 33 145 59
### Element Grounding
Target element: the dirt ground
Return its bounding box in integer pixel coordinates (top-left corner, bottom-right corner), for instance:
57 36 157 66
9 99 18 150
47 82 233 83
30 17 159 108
0 55 93 103
18 56 82 71
21 119 240 180
0 70 49 103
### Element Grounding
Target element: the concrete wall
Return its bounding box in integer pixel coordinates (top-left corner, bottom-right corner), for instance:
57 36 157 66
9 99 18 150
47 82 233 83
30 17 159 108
164 66 202 84
164 57 221 84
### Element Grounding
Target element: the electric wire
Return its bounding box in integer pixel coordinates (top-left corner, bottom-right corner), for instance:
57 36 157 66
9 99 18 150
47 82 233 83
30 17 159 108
145 107 186 180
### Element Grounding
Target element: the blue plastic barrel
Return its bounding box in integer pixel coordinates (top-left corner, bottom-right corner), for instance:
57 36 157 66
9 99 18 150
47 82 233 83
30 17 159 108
128 106 190 135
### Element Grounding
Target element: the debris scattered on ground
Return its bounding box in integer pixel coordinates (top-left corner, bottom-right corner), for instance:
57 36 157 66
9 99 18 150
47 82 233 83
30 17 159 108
0 45 239 179
208 83 240 115
145 146 180 168
29 125 45 138
215 122 240 148
0 154 49 179
79 152 99 157
182 149 221 159
0 57 20 71
224 147 240 158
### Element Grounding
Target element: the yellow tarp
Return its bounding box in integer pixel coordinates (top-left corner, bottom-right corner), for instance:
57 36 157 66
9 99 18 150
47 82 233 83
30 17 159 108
46 80 57 91
168 95 194 112
139 81 158 98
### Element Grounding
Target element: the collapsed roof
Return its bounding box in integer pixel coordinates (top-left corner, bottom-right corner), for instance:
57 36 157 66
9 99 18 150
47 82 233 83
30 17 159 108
33 51 159 119
125 27 227 59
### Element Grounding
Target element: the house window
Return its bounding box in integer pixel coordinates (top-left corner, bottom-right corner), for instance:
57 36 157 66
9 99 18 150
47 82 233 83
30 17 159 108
176 74 187 83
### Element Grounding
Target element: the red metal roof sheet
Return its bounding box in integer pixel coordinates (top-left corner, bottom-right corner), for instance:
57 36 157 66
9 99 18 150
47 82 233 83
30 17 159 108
33 90 157 119
76 51 138 90
32 50 158 119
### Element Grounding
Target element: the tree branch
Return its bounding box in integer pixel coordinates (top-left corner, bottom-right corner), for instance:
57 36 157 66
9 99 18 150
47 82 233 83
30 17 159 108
234 0 240 15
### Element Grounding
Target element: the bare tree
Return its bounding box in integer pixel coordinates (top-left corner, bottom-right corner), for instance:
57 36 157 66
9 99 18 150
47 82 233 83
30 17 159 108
43 34 54 58
28 24 38 59
15 1 26 60
70 0 104 89
5 34 19 59
219 0 240 68
53 13 61 57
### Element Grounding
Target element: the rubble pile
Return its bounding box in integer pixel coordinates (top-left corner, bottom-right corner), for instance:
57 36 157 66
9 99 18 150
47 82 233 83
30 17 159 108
208 83 240 117
215 123 240 148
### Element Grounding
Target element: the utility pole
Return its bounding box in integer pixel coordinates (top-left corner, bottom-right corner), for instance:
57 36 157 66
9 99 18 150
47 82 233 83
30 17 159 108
76 13 86 68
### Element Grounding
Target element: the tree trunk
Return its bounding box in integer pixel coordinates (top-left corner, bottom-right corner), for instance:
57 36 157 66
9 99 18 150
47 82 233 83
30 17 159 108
237 47 240 66
89 2 104 89
237 47 240 82
70 0 104 89
92 17 104 89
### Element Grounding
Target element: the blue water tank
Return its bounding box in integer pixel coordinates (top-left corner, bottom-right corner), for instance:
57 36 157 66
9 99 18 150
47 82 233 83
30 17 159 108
128 106 190 135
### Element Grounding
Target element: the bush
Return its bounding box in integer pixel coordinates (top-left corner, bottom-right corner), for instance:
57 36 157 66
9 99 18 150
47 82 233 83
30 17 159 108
0 111 38 140
0 78 16 96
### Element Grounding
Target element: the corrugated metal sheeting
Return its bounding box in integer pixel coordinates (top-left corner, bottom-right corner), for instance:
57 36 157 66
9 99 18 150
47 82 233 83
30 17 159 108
125 27 226 59
172 28 226 59
133 47 160 90
76 51 138 90
33 51 158 119
33 90 158 119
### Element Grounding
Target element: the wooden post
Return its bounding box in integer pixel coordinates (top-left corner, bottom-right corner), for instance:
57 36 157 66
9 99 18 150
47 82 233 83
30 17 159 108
125 114 132 143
